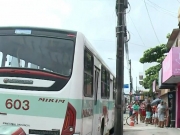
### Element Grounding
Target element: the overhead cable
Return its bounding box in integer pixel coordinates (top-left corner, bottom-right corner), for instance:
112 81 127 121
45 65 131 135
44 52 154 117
128 15 146 47
144 0 161 44
146 1 176 18
147 0 177 14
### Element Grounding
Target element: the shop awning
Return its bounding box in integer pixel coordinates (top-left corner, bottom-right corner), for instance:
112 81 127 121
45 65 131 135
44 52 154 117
162 47 180 84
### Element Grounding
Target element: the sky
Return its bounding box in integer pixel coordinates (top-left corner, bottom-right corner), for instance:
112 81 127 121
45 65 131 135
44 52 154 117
0 0 179 94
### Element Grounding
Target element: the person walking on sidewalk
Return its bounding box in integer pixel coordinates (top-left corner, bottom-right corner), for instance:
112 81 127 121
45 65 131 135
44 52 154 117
154 103 159 127
128 103 133 117
132 101 140 124
145 103 152 126
157 101 165 128
140 102 146 123
152 105 156 125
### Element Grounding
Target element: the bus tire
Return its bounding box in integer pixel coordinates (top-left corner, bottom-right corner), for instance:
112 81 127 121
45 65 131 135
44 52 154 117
100 118 104 135
109 127 114 134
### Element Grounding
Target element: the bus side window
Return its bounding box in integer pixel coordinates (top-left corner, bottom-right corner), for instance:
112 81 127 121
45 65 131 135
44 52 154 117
113 78 116 99
84 49 93 97
94 69 99 105
106 71 110 98
101 67 106 98
101 67 110 99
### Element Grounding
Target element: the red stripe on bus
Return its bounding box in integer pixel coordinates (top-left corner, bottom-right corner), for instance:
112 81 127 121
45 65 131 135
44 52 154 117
0 69 68 80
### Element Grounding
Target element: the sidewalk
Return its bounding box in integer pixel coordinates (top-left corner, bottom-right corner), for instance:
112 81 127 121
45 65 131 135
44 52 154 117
123 114 180 135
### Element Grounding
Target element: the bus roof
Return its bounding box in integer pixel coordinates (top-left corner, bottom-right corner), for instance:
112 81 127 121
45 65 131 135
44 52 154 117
0 26 77 34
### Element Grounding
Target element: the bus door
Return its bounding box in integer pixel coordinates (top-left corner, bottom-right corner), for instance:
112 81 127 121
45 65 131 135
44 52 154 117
92 67 100 134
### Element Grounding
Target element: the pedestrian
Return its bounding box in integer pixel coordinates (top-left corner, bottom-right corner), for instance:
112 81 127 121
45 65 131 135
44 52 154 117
157 101 165 128
132 100 140 124
141 102 146 123
152 105 156 125
139 102 142 122
145 103 152 126
154 102 159 127
128 103 133 117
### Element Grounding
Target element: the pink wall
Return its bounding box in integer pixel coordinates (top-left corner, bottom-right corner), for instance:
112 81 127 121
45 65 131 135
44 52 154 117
172 47 180 76
176 85 180 128
162 48 172 82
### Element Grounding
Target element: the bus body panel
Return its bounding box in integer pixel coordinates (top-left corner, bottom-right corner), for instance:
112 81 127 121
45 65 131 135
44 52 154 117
82 35 115 135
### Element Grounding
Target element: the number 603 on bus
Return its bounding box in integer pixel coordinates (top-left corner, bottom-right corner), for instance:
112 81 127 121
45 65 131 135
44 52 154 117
5 99 30 110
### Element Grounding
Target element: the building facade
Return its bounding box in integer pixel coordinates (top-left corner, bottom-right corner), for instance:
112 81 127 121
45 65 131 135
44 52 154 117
159 27 180 128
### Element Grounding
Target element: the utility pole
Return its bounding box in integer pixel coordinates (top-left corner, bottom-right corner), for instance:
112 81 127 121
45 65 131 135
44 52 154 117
114 0 127 134
129 59 132 103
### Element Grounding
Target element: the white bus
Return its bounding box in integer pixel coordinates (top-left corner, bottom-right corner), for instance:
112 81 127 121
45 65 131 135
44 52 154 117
0 27 116 135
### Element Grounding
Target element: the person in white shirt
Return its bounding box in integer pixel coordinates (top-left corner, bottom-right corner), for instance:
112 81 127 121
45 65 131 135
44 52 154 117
157 101 165 128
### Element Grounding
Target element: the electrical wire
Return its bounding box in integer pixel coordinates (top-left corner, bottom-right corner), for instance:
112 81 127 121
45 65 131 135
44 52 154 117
144 0 161 44
146 1 177 18
128 15 146 47
147 0 177 15
177 0 180 3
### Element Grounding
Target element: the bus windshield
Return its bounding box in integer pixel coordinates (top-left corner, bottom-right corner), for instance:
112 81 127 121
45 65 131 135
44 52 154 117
0 35 74 76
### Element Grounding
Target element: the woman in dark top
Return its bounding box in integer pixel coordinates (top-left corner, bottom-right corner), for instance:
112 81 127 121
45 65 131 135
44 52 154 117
146 103 152 125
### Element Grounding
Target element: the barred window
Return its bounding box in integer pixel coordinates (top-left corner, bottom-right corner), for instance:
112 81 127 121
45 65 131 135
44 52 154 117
113 77 116 99
101 66 110 98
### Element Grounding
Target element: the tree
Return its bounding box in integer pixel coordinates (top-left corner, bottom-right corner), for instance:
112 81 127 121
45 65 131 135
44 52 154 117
139 43 168 92
140 44 167 64
166 33 170 39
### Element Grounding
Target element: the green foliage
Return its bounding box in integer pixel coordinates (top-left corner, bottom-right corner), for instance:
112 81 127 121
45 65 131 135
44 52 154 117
143 72 158 89
139 44 168 63
139 38 168 91
145 64 161 77
166 33 170 39
144 64 161 90
157 55 166 63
